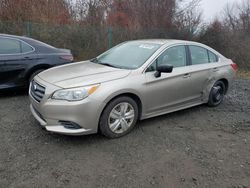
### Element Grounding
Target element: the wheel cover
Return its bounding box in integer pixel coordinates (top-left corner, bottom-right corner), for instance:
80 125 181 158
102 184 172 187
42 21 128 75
212 85 223 103
108 102 135 134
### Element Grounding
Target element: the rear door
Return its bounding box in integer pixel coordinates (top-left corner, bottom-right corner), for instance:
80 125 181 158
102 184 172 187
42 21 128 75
187 45 219 100
0 37 35 86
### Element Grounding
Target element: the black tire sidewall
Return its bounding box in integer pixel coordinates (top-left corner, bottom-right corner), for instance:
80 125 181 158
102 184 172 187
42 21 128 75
208 81 226 107
29 69 45 83
99 96 139 138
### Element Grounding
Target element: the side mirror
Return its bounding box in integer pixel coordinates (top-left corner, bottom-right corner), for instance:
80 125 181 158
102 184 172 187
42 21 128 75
154 64 173 78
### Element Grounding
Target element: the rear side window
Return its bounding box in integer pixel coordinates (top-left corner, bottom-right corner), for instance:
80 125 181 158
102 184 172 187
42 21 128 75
208 51 218 62
189 46 209 65
21 42 33 53
0 38 21 54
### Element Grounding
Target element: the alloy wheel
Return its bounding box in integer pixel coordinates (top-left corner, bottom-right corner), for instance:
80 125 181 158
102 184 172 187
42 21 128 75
212 85 223 103
108 102 135 134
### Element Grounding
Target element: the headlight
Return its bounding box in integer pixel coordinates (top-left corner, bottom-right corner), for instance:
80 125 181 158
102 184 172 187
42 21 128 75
51 84 100 101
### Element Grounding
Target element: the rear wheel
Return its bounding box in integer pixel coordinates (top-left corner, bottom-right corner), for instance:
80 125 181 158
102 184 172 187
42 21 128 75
99 96 139 138
28 69 45 83
207 81 226 107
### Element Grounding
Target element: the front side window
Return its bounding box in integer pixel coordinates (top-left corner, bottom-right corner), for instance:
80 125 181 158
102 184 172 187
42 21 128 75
157 45 187 67
189 46 209 65
0 38 21 54
96 41 161 69
146 45 187 72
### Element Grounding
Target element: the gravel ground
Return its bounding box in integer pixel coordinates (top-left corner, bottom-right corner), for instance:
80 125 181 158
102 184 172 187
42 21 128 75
0 79 250 188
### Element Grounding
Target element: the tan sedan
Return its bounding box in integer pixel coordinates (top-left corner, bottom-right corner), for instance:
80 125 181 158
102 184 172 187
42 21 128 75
29 40 237 138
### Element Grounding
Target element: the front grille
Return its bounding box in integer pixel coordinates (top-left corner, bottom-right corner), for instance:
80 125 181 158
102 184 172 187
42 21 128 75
30 80 45 102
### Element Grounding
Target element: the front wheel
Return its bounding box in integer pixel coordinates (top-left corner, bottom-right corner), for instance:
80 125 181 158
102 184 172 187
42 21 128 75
207 81 226 107
99 96 139 138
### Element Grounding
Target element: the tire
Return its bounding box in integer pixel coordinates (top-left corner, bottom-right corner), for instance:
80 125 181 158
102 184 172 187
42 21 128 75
207 80 226 107
99 96 139 138
28 69 45 83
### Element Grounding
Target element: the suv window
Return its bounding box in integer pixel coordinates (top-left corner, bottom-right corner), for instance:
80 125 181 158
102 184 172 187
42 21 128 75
21 42 33 53
189 46 209 65
0 38 21 54
208 50 218 62
146 45 187 72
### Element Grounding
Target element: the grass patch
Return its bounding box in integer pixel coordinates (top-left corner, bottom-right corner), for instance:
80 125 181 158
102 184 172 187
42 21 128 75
237 70 250 79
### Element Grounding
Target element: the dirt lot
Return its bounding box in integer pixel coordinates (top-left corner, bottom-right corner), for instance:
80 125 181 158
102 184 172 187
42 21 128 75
0 78 250 188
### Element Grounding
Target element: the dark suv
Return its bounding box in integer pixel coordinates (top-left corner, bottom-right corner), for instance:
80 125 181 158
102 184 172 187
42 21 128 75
0 34 73 90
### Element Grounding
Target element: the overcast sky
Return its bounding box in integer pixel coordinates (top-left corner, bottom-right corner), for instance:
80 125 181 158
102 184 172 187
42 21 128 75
200 0 239 22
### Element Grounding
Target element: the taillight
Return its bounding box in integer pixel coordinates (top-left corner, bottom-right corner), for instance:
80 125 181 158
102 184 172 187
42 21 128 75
60 55 74 62
230 63 238 71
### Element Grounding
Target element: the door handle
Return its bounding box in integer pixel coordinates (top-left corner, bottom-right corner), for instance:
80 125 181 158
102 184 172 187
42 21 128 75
213 67 219 72
183 73 191 78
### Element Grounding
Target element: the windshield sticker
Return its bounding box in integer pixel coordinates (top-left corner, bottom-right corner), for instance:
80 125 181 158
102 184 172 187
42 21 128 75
139 44 156 49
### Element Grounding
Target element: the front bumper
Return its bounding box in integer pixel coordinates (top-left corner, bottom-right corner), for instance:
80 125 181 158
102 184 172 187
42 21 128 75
30 104 93 135
29 76 106 136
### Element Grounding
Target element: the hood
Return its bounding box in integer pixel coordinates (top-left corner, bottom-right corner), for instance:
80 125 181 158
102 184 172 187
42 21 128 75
38 61 131 88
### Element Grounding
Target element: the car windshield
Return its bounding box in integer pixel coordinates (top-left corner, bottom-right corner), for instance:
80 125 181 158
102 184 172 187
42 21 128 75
95 41 162 69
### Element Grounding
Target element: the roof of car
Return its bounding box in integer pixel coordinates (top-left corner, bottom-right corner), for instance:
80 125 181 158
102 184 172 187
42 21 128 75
0 33 57 49
131 39 196 45
0 33 33 41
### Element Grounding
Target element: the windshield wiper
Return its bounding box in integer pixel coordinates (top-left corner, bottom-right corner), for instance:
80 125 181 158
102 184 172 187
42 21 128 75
90 58 119 68
90 57 124 69
90 57 99 63
99 62 119 68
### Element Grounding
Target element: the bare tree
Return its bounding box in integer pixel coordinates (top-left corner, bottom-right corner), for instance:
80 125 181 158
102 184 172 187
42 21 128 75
174 7 202 39
0 0 71 23
199 0 250 70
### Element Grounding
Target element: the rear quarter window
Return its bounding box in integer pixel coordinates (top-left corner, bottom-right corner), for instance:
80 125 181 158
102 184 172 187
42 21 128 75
21 42 34 53
208 51 218 62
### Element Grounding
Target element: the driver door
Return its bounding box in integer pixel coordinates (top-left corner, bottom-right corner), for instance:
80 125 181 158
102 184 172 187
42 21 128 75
143 45 199 116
